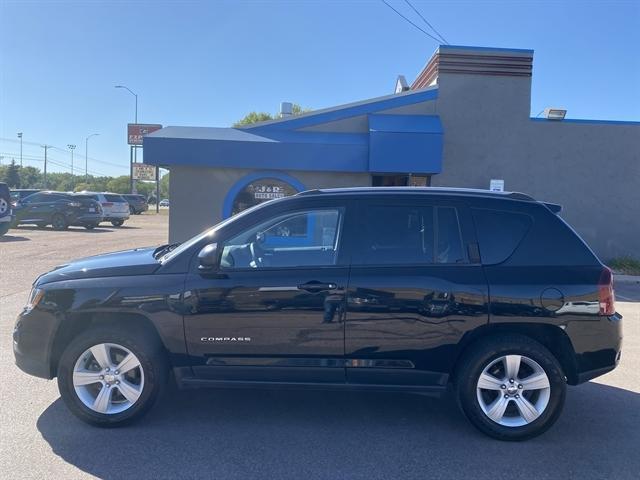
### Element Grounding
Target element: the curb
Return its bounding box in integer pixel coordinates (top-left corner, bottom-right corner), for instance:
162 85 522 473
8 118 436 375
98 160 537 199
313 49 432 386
614 274 640 284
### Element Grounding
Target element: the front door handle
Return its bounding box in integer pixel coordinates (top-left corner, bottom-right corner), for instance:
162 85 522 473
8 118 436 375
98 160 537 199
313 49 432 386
297 281 338 293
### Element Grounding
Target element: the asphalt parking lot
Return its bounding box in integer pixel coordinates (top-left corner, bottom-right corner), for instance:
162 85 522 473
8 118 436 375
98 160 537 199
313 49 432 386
1 215 639 480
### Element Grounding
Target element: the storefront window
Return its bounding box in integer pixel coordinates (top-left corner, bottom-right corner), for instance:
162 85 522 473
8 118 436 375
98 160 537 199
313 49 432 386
231 178 299 216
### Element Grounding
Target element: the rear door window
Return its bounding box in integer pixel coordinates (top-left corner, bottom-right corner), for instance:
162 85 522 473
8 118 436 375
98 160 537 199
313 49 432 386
472 209 532 264
353 204 466 265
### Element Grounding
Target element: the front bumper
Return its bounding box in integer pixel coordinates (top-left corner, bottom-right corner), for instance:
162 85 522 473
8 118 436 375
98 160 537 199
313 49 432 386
13 307 59 379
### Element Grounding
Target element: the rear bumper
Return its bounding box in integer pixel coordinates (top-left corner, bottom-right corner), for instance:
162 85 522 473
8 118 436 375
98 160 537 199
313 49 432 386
566 312 623 384
70 213 103 225
102 213 130 221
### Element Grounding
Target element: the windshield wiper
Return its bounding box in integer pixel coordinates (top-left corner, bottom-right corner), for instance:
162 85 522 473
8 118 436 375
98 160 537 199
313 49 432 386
153 243 179 259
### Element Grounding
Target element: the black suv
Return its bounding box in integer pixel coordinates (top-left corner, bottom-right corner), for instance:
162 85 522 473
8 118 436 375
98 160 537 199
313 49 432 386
12 191 103 230
13 188 622 440
122 194 148 215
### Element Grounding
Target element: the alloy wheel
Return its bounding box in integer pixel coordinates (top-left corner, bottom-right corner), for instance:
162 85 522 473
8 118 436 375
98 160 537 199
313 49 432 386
72 343 145 415
476 354 551 427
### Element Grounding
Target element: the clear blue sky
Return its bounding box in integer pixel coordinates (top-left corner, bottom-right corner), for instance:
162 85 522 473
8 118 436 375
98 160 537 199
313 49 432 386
1 0 638 176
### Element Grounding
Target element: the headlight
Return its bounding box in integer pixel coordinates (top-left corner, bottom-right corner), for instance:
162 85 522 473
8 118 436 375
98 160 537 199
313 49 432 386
25 288 44 312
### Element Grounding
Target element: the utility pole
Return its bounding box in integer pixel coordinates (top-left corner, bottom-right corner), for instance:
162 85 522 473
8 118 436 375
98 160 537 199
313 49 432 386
67 144 76 176
41 145 51 188
17 132 23 167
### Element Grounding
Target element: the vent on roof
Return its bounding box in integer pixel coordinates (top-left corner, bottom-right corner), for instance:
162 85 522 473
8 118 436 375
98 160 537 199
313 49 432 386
280 102 293 117
395 75 410 93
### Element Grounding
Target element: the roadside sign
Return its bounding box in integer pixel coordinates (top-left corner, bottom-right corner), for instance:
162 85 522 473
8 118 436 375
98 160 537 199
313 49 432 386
132 163 157 181
128 124 163 145
490 179 505 192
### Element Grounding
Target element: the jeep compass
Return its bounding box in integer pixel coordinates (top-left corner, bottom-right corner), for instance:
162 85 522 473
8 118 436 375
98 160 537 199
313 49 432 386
13 188 622 440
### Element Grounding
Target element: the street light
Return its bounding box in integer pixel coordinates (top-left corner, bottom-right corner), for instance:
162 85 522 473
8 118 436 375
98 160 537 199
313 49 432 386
17 132 23 167
67 144 76 176
85 133 99 182
115 84 139 194
114 85 138 123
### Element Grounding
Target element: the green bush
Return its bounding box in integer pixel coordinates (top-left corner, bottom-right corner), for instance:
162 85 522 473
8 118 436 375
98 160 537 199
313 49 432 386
608 256 640 275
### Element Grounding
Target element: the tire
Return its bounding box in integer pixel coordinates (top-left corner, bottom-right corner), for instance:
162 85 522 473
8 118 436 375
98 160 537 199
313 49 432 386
0 222 10 237
51 214 68 231
84 224 97 230
111 220 124 227
57 326 168 427
129 205 135 215
36 222 47 229
455 334 566 441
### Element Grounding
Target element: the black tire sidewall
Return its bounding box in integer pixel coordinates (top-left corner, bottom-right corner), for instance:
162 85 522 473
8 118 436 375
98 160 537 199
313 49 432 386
52 214 67 230
456 336 566 441
57 328 166 427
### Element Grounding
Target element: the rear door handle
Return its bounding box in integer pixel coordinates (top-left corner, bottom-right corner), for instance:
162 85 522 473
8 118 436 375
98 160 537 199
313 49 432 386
297 282 338 292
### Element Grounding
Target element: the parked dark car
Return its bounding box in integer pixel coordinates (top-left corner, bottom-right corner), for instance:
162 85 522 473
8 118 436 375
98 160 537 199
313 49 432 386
10 189 42 206
13 187 622 440
12 191 103 230
0 183 13 236
122 194 148 215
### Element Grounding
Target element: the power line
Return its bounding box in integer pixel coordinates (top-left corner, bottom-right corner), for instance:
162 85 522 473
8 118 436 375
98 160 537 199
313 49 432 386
0 136 128 170
380 0 444 44
0 151 111 177
402 0 449 44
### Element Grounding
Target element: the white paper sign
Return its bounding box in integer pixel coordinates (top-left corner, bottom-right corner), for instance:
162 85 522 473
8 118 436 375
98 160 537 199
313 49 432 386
490 179 504 192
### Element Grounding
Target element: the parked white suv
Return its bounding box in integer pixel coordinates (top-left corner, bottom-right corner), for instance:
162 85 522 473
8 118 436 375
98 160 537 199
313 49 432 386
81 192 130 227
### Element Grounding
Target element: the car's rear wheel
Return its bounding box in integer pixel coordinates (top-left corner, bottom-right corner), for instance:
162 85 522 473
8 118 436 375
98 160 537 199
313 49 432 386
36 222 47 229
57 326 167 427
455 335 566 441
111 220 124 227
84 224 97 230
51 214 68 231
129 205 135 215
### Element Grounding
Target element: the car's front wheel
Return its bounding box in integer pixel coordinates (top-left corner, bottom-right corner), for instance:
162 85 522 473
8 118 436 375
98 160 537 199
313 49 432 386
111 220 124 227
455 335 566 441
57 326 167 427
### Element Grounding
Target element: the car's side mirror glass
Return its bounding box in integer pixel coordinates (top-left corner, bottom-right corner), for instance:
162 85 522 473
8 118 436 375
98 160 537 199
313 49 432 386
198 243 219 271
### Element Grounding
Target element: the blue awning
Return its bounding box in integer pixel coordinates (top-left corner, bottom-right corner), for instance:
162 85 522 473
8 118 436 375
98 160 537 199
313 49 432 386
144 87 443 175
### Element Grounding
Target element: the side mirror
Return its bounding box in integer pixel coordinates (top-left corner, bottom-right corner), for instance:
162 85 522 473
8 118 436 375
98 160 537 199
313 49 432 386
198 243 219 271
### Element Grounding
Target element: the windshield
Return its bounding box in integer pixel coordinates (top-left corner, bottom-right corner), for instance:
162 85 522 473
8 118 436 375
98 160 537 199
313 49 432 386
159 201 270 264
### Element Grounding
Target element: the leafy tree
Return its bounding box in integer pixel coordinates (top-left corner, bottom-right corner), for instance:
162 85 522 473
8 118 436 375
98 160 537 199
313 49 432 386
233 112 273 127
19 166 42 188
232 103 311 127
106 175 131 193
2 160 21 188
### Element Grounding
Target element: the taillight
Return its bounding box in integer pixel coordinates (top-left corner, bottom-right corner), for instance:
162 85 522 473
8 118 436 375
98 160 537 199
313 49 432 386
102 202 113 207
598 267 616 316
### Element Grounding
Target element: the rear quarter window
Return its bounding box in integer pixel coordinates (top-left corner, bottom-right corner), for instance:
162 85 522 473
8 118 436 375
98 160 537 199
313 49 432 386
473 204 599 266
472 208 532 264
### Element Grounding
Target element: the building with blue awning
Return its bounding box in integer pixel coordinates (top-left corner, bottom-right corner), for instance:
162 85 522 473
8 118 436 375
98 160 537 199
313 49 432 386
144 45 639 259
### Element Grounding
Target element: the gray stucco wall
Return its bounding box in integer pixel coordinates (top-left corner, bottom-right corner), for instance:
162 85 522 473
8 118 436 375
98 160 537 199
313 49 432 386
432 72 640 260
168 166 371 243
